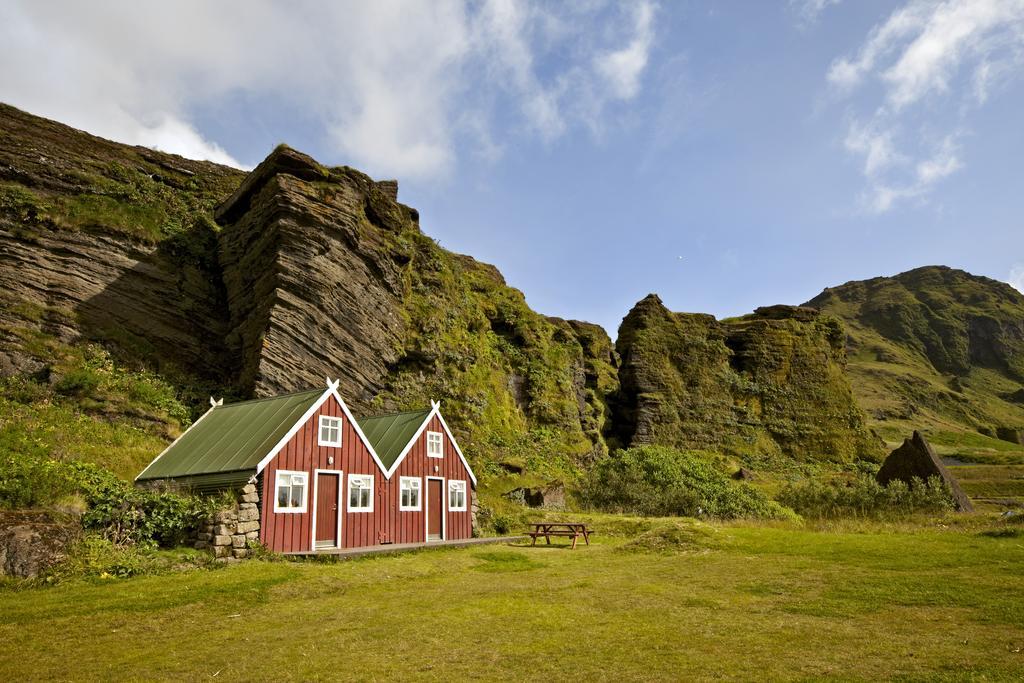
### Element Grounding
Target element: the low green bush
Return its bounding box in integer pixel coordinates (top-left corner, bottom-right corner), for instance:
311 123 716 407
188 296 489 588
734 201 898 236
475 505 527 536
51 534 219 580
0 452 78 509
776 474 954 519
67 461 211 547
0 454 212 548
579 446 795 520
617 519 722 554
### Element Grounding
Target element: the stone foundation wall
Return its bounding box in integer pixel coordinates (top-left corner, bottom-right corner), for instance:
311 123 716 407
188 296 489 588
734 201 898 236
192 483 261 561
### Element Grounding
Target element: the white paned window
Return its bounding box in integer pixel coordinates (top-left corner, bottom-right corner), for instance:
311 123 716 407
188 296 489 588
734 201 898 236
274 470 308 513
426 431 444 458
399 476 422 511
318 416 342 447
448 480 467 511
348 474 374 512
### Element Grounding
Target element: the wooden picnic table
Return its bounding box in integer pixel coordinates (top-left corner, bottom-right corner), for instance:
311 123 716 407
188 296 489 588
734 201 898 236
527 522 592 549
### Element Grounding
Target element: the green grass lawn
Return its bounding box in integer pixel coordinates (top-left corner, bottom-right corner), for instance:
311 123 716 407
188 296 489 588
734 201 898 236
2 520 1023 681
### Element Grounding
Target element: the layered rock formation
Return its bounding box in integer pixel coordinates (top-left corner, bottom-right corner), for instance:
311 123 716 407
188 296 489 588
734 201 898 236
213 145 619 468
0 104 616 477
613 294 882 463
0 103 242 389
215 146 411 402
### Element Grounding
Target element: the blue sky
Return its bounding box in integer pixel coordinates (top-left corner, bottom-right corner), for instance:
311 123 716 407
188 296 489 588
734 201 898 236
2 1 1023 335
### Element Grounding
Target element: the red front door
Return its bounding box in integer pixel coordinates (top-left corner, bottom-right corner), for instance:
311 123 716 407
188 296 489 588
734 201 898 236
316 473 340 549
428 479 443 541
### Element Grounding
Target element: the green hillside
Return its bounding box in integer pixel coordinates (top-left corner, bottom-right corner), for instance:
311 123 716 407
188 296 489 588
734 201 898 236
805 266 1024 507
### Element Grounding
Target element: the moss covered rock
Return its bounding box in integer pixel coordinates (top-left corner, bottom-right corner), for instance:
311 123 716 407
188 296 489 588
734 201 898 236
612 294 882 463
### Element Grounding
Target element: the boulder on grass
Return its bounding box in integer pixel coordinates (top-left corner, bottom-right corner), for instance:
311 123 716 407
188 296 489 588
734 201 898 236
0 511 80 578
876 431 973 512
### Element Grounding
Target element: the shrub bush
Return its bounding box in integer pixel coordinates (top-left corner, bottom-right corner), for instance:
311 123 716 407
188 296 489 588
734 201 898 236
52 534 220 580
0 454 211 548
0 452 77 509
579 446 795 520
66 461 211 547
776 474 954 519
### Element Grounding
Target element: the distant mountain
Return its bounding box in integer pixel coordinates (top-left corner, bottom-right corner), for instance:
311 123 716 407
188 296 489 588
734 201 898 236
805 266 1024 448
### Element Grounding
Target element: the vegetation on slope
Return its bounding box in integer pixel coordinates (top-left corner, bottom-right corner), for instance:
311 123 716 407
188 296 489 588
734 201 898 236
0 102 242 245
579 445 794 519
376 223 618 482
0 334 190 482
806 266 1024 508
806 265 1024 442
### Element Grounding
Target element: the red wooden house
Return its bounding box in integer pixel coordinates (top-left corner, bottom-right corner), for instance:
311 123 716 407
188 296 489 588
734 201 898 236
136 380 477 553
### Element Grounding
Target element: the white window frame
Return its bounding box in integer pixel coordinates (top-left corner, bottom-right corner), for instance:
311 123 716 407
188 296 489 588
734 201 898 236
426 430 444 458
399 476 422 512
318 415 343 447
448 479 467 512
347 473 374 513
273 469 308 514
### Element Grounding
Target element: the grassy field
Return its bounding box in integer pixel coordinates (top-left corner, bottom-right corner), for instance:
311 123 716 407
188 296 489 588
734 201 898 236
2 518 1023 681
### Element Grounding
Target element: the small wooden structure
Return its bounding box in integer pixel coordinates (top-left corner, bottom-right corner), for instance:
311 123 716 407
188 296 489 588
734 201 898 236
526 522 592 549
136 379 477 553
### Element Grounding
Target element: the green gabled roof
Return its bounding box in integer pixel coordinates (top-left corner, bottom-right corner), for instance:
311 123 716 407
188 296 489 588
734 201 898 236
137 389 325 481
358 408 432 470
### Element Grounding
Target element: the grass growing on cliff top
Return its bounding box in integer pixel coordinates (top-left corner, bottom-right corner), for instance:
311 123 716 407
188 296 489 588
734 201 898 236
372 224 614 484
2 518 1023 681
0 338 187 486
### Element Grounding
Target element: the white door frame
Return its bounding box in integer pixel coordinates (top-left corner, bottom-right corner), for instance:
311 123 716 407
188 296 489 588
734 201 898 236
311 469 344 551
425 475 446 542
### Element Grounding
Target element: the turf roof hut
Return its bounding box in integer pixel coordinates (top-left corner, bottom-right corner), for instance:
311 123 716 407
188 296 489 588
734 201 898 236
876 431 973 512
136 380 477 553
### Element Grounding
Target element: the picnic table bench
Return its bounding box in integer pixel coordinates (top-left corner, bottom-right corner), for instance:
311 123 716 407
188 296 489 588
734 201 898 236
527 522 592 549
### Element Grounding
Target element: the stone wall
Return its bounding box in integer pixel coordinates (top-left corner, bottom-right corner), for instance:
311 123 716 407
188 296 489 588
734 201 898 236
192 483 261 561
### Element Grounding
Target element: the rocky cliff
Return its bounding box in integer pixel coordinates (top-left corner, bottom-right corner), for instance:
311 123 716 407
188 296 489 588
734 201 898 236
0 104 616 483
612 295 882 463
214 143 618 473
805 266 1024 443
19 104 1010 487
0 103 242 395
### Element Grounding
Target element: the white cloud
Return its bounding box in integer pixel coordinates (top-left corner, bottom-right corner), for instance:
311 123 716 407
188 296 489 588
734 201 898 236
915 135 962 184
827 0 1024 212
843 120 904 176
0 1 659 179
1010 264 1024 293
133 115 244 168
856 132 963 214
790 0 842 29
595 2 656 100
